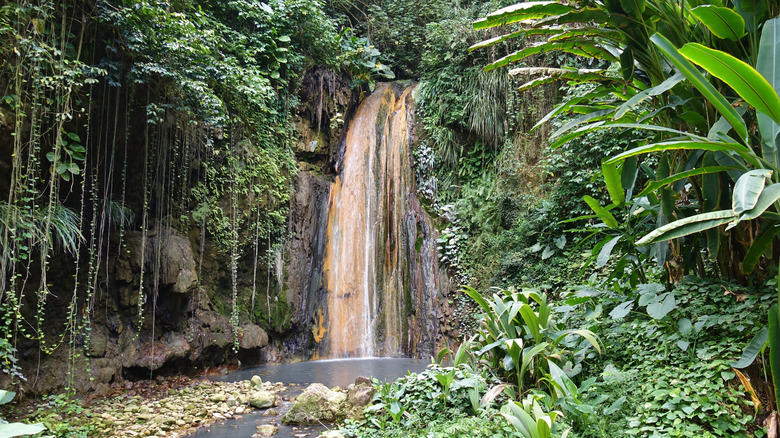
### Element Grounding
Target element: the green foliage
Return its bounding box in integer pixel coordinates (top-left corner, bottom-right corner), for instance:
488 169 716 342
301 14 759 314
29 392 93 438
565 278 773 437
0 0 347 385
335 28 395 90
0 390 47 437
501 394 566 438
462 286 601 393
340 365 520 438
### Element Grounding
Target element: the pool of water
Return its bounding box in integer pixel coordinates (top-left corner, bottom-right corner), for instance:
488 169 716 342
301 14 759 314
191 358 429 438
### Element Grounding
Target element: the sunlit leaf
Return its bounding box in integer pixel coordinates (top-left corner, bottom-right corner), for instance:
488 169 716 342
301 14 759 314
691 5 747 41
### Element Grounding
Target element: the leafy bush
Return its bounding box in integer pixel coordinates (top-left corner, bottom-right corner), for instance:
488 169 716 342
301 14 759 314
566 278 773 437
339 364 517 437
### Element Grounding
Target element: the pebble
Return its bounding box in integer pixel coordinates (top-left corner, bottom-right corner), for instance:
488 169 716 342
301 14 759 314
51 378 286 437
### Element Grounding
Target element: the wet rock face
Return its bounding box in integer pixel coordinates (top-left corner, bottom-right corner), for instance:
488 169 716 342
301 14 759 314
117 226 198 294
294 65 358 171
280 171 330 360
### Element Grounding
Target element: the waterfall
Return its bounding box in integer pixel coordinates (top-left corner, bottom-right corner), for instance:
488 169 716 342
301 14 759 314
318 82 439 358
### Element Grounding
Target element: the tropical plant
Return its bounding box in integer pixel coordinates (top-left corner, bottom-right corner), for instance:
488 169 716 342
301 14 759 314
335 28 395 91
501 394 568 438
0 390 47 437
462 286 601 394
470 1 779 281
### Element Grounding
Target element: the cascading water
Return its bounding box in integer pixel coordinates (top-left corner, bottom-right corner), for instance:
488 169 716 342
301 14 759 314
317 82 440 359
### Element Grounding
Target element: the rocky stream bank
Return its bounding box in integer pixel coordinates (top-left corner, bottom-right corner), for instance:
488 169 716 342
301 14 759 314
18 372 375 438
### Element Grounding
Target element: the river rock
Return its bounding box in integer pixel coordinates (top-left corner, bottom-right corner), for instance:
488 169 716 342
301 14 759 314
281 383 347 425
321 431 345 438
250 375 263 388
256 424 279 436
249 389 277 408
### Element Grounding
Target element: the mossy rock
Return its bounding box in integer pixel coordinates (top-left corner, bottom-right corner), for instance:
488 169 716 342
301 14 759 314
281 383 346 425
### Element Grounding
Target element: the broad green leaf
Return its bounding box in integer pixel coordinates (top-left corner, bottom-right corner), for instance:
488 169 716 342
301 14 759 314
540 8 611 27
678 318 692 335
552 122 726 150
638 291 658 307
637 283 665 295
757 17 780 168
583 195 618 228
620 47 634 81
609 300 633 319
473 1 573 30
0 422 47 437
552 108 615 139
677 340 690 351
554 235 566 249
547 27 620 42
554 329 602 353
604 396 627 415
732 169 772 214
614 73 685 119
680 43 780 126
486 40 618 72
541 245 555 260
602 161 623 205
636 210 737 245
621 157 638 198
606 140 752 165
532 87 625 133
742 222 780 274
651 33 748 143
647 292 677 319
739 183 780 221
469 29 525 51
730 327 769 368
691 6 747 41
462 286 491 315
519 304 542 343
637 166 736 197
537 417 552 438
597 235 621 267
520 342 551 383
0 390 15 405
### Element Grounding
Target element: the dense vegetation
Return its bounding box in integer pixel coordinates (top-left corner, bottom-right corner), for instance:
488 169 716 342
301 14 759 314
2 0 780 437
330 0 780 437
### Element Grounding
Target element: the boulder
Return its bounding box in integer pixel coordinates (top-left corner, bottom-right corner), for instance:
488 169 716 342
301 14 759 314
249 390 277 409
281 383 347 425
240 324 269 350
343 378 376 420
124 332 191 370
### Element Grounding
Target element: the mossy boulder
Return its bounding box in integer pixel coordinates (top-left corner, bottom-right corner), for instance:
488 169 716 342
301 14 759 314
343 378 376 420
249 389 277 409
281 383 347 425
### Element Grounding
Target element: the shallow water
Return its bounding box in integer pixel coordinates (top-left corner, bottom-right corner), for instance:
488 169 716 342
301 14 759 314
191 358 429 438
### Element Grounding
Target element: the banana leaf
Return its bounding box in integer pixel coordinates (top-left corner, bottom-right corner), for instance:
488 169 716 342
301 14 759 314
651 33 748 143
